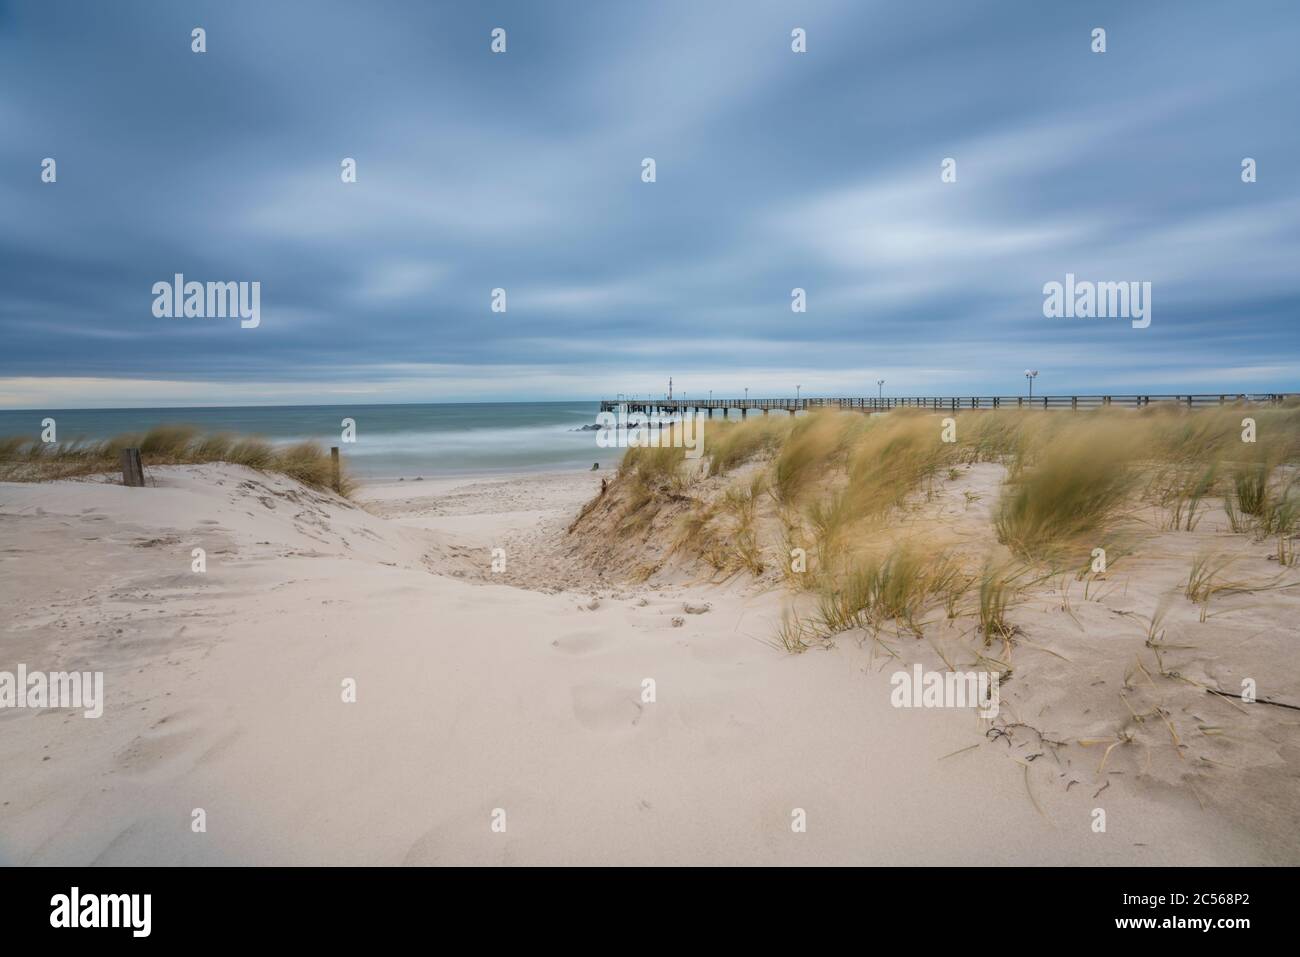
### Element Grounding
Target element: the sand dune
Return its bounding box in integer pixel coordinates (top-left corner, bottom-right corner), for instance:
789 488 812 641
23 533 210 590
0 464 1295 864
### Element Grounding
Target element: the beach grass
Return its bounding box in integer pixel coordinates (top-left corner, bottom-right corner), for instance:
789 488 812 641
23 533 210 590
0 426 355 496
993 417 1143 559
576 403 1300 647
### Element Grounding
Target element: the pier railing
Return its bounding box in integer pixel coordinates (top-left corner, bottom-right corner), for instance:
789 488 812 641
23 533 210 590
599 393 1297 414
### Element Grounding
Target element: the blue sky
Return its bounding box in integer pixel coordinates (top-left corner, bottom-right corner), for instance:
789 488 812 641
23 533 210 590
1 0 1297 408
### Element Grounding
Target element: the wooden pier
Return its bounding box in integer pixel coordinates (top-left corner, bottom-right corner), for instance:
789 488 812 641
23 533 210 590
600 393 1297 416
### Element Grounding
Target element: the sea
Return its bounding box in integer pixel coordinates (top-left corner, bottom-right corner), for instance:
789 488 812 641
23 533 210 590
0 403 628 479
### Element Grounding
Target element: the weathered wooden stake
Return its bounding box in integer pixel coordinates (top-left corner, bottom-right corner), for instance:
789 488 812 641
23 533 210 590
119 448 145 487
331 446 340 493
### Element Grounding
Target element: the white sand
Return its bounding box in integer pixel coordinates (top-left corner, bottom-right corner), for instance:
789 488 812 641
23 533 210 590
1 464 1295 864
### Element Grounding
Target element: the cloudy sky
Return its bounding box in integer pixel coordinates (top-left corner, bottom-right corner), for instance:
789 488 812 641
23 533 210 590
1 0 1297 408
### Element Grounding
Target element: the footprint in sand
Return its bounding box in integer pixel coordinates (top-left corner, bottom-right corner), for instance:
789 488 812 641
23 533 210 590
112 711 204 777
549 630 612 657
402 810 521 866
570 682 644 732
673 694 761 738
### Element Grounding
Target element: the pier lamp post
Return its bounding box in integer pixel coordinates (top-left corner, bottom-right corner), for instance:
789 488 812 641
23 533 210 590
796 384 801 405
877 379 884 402
744 387 749 401
1025 369 1039 399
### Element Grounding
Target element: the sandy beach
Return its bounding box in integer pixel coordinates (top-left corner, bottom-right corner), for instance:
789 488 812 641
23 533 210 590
2 457 1296 866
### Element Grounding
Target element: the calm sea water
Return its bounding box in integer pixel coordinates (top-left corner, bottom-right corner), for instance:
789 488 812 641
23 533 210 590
0 403 624 479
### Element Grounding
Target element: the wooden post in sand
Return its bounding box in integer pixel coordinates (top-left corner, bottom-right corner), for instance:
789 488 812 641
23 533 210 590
119 448 144 487
331 447 341 493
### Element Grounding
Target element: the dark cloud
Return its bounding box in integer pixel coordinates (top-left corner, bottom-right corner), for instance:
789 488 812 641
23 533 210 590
1 0 1297 406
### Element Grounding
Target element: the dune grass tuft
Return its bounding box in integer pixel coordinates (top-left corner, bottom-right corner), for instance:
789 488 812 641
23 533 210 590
994 419 1141 559
620 441 687 490
813 543 961 638
705 415 791 477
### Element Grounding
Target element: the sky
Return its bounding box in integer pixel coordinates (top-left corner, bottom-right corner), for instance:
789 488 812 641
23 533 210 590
1 0 1297 408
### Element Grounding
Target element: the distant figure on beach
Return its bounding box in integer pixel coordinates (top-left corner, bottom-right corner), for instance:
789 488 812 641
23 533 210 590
591 462 599 470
